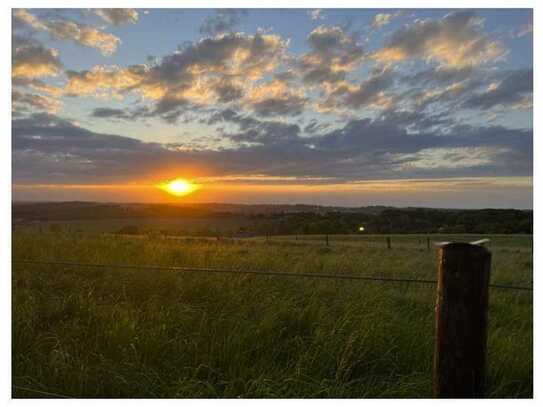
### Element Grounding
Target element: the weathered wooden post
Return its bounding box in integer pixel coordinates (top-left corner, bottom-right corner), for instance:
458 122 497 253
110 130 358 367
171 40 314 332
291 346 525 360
433 242 491 398
325 234 329 246
386 236 391 250
427 237 431 251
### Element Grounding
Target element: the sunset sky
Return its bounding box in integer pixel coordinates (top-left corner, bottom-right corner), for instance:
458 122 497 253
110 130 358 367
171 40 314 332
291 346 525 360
11 8 533 208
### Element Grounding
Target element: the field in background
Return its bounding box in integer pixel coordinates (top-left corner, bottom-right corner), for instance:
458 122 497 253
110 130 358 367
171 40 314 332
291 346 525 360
249 233 532 251
13 217 258 235
12 232 532 398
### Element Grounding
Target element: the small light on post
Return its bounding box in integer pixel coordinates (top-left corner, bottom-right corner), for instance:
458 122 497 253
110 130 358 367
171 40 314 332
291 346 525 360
358 226 365 232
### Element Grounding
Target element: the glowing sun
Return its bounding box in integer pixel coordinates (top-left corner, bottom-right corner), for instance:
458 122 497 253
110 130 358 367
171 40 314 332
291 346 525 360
158 178 199 197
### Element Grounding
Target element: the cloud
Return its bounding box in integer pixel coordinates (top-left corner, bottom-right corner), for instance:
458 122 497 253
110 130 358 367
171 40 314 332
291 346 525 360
371 11 405 29
406 66 475 86
10 9 533 193
64 64 149 98
463 69 533 110
12 111 532 185
298 25 364 85
245 78 308 117
91 107 131 119
375 109 452 132
199 9 248 36
513 23 532 39
304 120 331 135
94 9 139 25
213 79 244 103
12 77 64 101
11 35 64 117
225 120 302 146
14 9 121 55
410 81 468 110
308 9 325 21
12 36 62 79
12 90 62 114
64 32 288 120
371 13 394 29
373 11 505 67
393 146 507 171
250 95 308 117
317 69 395 112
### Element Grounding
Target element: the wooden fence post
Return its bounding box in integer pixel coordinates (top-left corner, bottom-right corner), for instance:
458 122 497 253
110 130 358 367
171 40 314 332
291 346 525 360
386 237 391 250
427 237 431 251
325 234 329 246
433 242 491 398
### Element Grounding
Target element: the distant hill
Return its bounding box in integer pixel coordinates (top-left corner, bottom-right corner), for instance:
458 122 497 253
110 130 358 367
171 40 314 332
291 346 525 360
12 201 393 221
12 201 532 235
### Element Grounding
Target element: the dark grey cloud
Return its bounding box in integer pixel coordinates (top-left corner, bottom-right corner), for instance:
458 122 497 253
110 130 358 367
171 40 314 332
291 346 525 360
406 66 475 86
319 69 394 111
65 31 286 123
298 25 364 85
251 95 308 117
376 109 453 132
12 35 62 79
12 112 532 184
396 66 532 114
199 9 248 36
304 120 331 135
214 80 244 103
342 70 394 108
13 114 149 152
12 89 61 113
91 107 131 119
225 121 302 145
12 113 174 183
463 69 532 110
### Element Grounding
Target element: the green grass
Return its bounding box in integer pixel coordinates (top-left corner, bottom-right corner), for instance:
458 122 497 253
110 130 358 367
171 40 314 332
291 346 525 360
12 232 532 398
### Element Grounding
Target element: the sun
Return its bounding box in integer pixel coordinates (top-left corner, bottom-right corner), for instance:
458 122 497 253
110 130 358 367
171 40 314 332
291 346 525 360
158 178 199 197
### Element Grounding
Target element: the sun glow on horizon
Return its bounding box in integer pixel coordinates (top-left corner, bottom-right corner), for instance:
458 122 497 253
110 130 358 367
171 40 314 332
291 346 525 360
158 178 199 197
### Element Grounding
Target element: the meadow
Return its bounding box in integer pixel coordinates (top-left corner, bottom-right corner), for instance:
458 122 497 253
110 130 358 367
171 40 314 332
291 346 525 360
12 232 532 398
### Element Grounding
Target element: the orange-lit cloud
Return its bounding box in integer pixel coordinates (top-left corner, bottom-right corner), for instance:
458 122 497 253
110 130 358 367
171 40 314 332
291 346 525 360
12 37 62 79
373 11 505 67
63 32 287 108
14 9 121 56
12 90 62 113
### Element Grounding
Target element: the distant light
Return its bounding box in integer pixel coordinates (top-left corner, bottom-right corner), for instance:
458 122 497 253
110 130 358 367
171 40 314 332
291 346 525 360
359 226 365 232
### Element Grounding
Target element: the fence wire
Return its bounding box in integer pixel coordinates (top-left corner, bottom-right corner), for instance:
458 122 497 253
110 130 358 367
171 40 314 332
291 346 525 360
12 385 73 399
12 260 533 291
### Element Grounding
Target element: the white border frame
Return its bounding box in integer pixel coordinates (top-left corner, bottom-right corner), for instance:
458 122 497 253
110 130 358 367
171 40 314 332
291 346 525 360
2 1 538 405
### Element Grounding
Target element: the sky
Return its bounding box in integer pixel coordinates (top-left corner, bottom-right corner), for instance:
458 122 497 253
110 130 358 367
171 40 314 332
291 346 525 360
11 8 533 208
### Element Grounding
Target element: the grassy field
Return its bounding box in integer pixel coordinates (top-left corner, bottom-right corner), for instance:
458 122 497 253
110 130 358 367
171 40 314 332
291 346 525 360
12 232 532 398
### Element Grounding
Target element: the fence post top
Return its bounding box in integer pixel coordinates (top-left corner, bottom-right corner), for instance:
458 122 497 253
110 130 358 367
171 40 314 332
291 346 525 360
435 241 491 252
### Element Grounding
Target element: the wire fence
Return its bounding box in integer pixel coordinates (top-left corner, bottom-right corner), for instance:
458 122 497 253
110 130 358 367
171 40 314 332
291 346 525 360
12 259 533 291
12 385 73 399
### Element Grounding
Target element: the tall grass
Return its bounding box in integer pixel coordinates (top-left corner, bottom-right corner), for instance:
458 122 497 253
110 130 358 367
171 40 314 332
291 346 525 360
12 233 532 398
